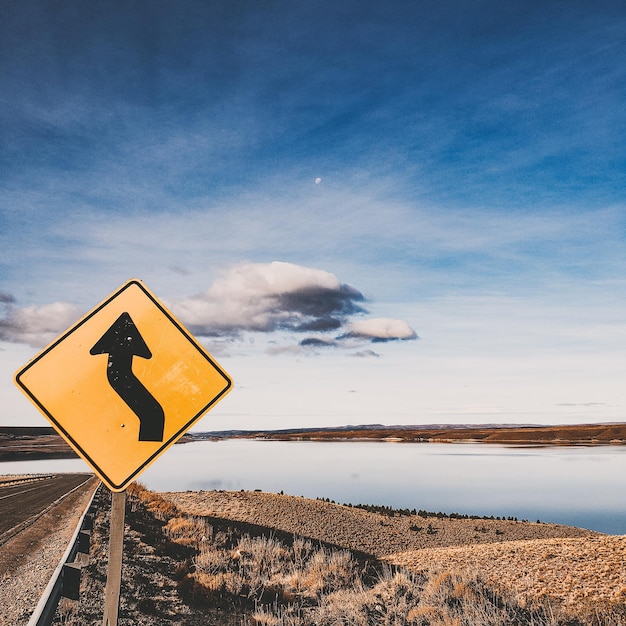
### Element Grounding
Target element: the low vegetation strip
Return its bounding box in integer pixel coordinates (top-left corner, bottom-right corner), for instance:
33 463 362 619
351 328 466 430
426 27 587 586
4 423 626 465
0 428 75 461
162 490 594 558
0 474 50 486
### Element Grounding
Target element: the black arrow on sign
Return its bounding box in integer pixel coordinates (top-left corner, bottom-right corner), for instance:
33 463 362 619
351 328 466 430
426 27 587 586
90 312 165 442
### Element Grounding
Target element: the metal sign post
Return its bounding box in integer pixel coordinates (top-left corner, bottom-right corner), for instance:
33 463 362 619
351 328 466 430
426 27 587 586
102 490 126 626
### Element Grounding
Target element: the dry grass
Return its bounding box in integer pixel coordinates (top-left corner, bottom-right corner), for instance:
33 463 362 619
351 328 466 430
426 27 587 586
0 473 49 486
162 513 589 625
386 535 626 619
146 488 625 625
164 514 359 609
53 486 617 625
129 482 177 520
161 489 626 624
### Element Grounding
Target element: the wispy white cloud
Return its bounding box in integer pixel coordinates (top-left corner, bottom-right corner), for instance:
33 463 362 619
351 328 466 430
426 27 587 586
341 318 417 342
9 169 625 308
0 300 81 348
5 173 626 323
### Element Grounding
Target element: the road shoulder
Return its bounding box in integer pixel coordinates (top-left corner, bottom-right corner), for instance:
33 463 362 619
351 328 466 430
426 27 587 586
0 477 98 625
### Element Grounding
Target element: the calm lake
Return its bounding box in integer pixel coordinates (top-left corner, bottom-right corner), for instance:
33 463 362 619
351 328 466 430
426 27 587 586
3 439 626 535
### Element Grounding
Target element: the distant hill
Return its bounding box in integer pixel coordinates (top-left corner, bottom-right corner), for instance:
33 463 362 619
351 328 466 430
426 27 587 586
0 426 58 437
2 423 625 464
190 422 626 445
0 426 76 461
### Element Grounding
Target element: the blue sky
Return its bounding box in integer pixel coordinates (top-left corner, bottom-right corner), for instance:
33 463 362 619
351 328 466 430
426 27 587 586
2 1 626 430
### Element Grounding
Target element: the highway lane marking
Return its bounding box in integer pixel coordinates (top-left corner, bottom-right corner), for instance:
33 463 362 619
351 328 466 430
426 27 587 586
0 483 54 500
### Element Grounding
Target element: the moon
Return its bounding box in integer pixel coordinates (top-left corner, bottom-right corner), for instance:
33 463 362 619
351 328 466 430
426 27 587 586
315 177 322 185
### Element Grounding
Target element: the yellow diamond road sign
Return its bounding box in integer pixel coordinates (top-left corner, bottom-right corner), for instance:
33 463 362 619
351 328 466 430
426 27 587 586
14 279 232 492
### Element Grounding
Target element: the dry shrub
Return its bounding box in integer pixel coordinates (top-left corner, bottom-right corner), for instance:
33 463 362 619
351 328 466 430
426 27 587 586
145 497 178 521
406 604 445 623
197 542 231 574
128 482 178 520
308 587 370 624
423 570 457 602
292 537 314 568
195 570 246 597
169 509 578 625
252 605 303 626
236 534 292 583
295 547 355 600
166 516 211 547
252 609 282 626
572 598 626 626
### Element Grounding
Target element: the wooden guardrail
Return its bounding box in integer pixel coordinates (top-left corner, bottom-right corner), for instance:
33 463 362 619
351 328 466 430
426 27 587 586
27 481 103 626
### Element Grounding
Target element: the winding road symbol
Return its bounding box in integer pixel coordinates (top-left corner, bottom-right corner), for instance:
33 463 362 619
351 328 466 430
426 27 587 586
90 311 165 442
14 278 232 492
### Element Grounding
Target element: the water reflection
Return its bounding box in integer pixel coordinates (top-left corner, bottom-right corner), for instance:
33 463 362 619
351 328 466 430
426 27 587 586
140 439 625 534
2 440 625 534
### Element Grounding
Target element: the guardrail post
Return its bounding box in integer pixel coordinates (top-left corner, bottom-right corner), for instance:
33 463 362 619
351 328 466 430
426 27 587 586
61 563 81 601
78 529 91 554
82 513 94 530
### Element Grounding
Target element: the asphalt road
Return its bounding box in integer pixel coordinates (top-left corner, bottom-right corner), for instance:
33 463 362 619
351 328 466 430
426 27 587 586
0 473 93 537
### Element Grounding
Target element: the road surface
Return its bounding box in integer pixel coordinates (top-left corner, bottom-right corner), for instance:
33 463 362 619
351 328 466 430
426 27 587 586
0 473 93 538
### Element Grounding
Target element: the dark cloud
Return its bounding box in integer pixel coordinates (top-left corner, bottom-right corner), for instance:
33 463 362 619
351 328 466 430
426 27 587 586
299 337 338 348
0 293 16 304
351 349 380 358
276 284 365 321
170 262 369 337
295 316 343 332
